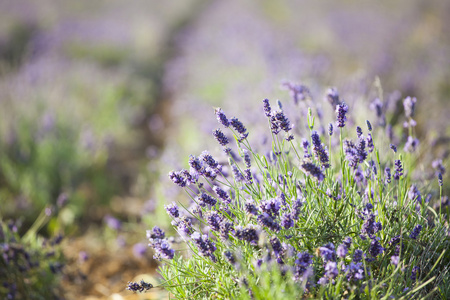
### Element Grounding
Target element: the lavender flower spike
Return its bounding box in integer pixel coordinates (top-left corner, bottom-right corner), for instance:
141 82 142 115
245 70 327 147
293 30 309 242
311 131 330 168
263 99 272 117
403 96 417 118
213 129 229 146
328 123 334 136
394 159 403 180
215 108 230 127
409 224 423 239
301 161 325 182
335 102 349 128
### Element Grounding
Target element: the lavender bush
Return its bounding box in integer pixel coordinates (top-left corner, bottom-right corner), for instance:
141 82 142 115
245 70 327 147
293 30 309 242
130 85 449 299
0 213 64 299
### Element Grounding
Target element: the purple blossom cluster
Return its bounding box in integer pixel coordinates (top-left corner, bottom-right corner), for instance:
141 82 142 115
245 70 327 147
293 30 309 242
393 159 403 180
263 99 293 140
191 232 217 262
335 102 349 128
147 226 175 260
126 280 153 293
311 131 330 168
301 161 325 182
235 225 259 245
409 224 423 240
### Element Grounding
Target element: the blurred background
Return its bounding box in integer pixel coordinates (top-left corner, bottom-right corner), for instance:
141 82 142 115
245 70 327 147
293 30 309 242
0 0 449 299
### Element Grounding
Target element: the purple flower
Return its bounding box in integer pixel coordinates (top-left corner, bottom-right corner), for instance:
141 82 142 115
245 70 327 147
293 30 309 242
104 215 121 230
432 159 446 175
367 133 374 153
328 123 334 136
361 213 382 239
235 225 259 245
152 240 175 260
215 108 229 127
270 236 284 264
147 226 165 240
356 126 363 138
260 198 281 216
281 213 294 229
213 185 231 204
127 280 153 292
311 131 330 168
294 252 313 281
272 110 292 133
189 155 203 174
394 159 403 180
366 120 372 131
326 87 340 107
133 243 147 258
257 213 281 232
197 193 217 207
244 200 259 216
438 173 443 187
219 221 234 240
324 261 339 279
390 256 399 266
368 239 384 257
409 224 423 240
301 161 325 182
318 277 329 285
337 244 348 258
168 170 188 187
404 136 419 153
410 266 420 281
200 151 221 170
385 167 391 184
244 169 253 184
292 199 303 220
353 249 363 262
230 117 248 141
335 102 349 128
296 252 313 267
389 235 401 246
370 98 383 118
206 211 223 231
390 144 397 153
231 164 245 183
344 140 359 169
356 137 368 163
263 99 272 117
343 237 352 248
213 129 229 146
403 96 417 118
191 232 216 261
243 150 251 168
173 216 193 236
283 82 310 104
408 185 422 204
345 262 366 282
319 243 336 262
165 203 180 218
224 250 236 264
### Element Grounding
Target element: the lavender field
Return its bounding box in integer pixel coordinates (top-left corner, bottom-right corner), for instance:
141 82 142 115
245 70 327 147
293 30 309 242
0 1 449 299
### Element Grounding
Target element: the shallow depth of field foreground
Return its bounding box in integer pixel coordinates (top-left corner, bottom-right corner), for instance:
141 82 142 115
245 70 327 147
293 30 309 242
0 1 449 299
130 92 449 299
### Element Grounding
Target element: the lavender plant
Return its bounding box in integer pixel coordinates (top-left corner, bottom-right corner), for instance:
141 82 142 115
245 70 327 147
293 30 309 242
131 88 449 299
0 214 65 299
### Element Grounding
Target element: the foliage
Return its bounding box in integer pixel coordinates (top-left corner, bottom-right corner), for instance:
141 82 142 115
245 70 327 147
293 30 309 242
0 212 65 299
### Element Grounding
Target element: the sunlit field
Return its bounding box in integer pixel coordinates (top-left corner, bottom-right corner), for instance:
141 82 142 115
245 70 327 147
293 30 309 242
0 1 449 299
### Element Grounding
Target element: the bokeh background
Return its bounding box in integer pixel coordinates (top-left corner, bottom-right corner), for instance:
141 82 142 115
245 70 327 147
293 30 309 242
0 0 449 299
